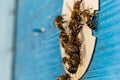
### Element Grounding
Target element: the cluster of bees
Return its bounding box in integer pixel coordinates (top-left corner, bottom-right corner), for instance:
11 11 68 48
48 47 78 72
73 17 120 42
55 0 97 80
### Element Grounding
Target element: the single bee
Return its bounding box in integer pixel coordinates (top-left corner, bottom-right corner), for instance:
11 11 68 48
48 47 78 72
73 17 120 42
55 15 66 31
67 64 78 74
62 57 79 74
60 31 69 48
70 12 83 30
62 56 80 74
70 37 82 47
64 42 79 53
71 11 82 23
70 25 82 37
67 0 83 25
60 31 69 43
86 12 98 30
62 52 80 67
57 73 71 80
82 9 97 30
72 0 83 20
64 52 80 65
70 58 80 68
71 53 80 61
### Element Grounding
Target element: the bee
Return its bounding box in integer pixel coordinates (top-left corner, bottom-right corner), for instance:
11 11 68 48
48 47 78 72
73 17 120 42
72 0 83 17
64 42 79 53
71 10 82 23
70 25 82 38
62 57 69 64
67 58 80 74
71 53 80 61
67 68 78 74
57 73 71 80
62 54 80 73
67 0 83 24
64 51 80 64
67 63 78 74
62 57 79 74
68 20 83 31
71 55 80 66
60 31 69 43
55 15 67 31
60 31 69 48
70 37 82 47
82 9 98 30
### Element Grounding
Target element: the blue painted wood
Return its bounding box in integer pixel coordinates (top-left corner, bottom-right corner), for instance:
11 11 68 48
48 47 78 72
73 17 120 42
14 0 65 80
82 0 120 80
14 0 120 80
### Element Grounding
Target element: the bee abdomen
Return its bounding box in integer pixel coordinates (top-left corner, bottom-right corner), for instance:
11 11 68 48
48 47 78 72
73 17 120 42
86 20 95 30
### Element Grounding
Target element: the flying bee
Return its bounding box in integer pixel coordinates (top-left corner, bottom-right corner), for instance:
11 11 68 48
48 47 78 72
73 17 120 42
57 73 71 80
55 15 67 31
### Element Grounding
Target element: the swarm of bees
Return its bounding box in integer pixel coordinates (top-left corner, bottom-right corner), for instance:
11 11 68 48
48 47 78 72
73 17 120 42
55 0 97 80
